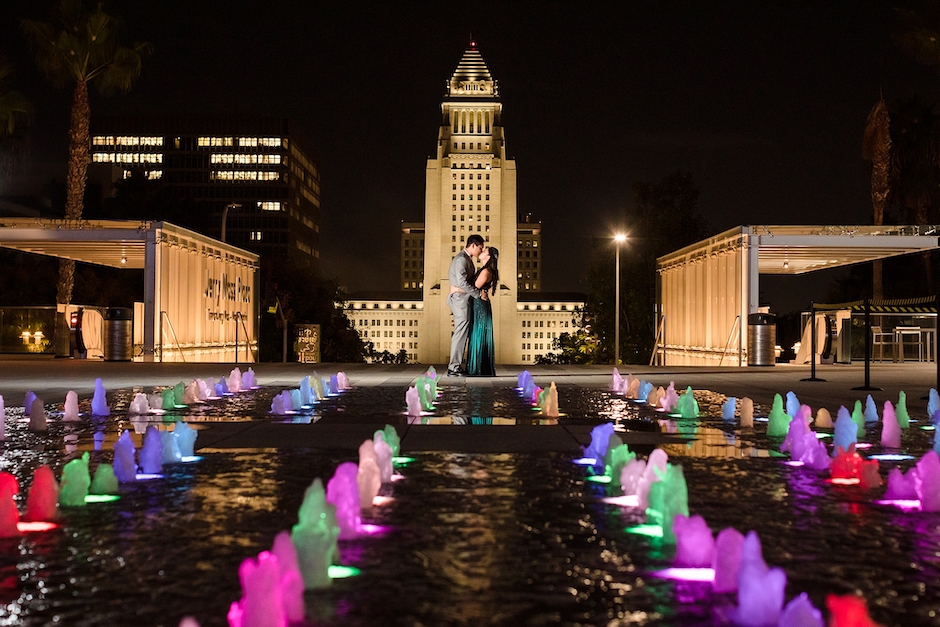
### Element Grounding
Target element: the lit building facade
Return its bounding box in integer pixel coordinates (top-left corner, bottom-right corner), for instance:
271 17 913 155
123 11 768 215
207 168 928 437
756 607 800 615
401 222 425 291
345 44 584 364
90 116 320 267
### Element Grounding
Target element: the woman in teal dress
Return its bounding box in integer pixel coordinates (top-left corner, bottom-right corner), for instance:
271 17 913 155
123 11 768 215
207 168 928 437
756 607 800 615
467 247 499 376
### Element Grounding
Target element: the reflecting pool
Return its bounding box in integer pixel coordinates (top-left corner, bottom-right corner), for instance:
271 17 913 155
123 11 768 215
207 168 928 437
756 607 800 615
0 380 935 625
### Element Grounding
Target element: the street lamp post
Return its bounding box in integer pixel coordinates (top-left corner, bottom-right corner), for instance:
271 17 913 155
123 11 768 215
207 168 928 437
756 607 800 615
220 203 241 243
614 233 626 365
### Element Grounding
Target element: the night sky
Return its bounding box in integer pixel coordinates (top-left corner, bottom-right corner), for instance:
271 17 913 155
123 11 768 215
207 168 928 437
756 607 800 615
0 1 936 313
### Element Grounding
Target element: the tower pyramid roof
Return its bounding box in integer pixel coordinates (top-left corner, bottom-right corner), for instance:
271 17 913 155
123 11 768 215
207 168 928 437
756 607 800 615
447 43 498 97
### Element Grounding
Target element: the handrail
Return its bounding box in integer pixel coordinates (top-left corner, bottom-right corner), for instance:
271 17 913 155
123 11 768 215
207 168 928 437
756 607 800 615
160 311 186 363
235 312 258 363
718 316 741 367
649 314 666 366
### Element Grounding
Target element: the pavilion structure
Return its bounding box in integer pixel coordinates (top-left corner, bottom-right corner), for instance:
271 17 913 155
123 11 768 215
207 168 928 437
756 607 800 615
0 218 259 363
655 225 940 366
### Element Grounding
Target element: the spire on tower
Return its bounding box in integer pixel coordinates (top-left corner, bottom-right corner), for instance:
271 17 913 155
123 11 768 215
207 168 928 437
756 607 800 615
447 45 497 97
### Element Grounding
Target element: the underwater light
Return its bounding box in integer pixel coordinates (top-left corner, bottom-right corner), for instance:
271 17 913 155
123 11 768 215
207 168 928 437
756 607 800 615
17 521 58 532
174 405 188 409
625 524 663 538
372 496 395 506
181 456 202 463
328 565 360 579
392 456 415 465
868 454 915 461
573 457 597 466
854 443 873 449
828 478 861 486
602 495 640 507
815 433 832 439
754 417 769 422
650 567 715 582
360 524 390 535
784 461 804 467
135 473 164 481
84 494 120 503
874 499 921 511
921 425 935 431
586 475 611 484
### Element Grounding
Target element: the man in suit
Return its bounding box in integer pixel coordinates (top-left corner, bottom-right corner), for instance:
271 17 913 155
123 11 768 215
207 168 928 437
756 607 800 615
447 234 486 376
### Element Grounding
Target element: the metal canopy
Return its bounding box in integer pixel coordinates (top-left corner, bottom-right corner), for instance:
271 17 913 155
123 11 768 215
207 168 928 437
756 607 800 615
751 225 940 275
0 218 258 269
657 225 940 276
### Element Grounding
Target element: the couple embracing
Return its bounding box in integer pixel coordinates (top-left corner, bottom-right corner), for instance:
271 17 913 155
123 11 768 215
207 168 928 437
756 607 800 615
446 234 500 377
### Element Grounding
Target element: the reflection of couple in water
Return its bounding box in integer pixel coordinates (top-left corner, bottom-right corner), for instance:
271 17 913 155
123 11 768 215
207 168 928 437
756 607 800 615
446 234 499 377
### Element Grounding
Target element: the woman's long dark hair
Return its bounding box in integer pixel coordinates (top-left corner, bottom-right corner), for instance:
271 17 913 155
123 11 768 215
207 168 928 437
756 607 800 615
481 247 499 294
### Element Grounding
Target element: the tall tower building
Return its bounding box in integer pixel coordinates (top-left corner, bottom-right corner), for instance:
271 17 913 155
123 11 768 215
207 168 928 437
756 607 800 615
421 43 519 364
345 44 585 365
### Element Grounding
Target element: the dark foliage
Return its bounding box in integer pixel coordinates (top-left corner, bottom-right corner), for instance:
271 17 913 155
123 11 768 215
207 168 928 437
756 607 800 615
258 254 363 363
584 171 709 364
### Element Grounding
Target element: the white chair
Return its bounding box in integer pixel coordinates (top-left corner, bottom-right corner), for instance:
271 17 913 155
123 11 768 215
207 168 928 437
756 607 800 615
872 326 893 361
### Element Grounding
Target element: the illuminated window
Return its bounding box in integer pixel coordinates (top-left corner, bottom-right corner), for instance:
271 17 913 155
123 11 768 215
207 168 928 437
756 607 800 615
92 136 113 146
258 201 281 211
199 137 233 147
211 154 281 164
238 137 259 147
210 171 279 181
250 231 263 241
258 137 282 147
147 170 163 180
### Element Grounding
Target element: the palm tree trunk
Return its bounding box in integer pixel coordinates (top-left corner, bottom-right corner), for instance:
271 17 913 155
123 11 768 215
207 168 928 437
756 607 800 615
56 80 89 309
865 98 890 301
65 79 89 221
54 80 90 357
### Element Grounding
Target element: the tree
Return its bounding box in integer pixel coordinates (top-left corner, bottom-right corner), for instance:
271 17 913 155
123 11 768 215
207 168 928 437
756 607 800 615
862 96 891 300
536 328 598 364
21 0 151 310
0 53 31 176
585 172 709 364
886 95 940 293
893 2 940 70
259 255 364 363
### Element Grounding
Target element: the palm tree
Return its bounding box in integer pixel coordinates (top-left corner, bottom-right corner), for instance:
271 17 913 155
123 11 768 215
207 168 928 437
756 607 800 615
888 96 940 294
0 53 31 177
20 0 151 310
862 96 891 300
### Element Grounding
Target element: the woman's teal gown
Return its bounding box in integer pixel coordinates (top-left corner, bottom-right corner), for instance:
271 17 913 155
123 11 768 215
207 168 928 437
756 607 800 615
467 284 495 376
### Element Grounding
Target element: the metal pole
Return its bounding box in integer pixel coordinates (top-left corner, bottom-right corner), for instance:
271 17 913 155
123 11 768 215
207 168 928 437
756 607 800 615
801 301 826 382
221 205 229 243
852 297 880 391
221 203 240 243
615 243 620 366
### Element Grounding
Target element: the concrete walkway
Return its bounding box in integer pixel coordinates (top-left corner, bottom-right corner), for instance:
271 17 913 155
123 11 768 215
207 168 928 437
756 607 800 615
0 357 935 454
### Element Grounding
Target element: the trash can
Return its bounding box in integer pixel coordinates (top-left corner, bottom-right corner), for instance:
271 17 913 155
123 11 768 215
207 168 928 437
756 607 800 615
747 313 776 366
103 307 133 361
